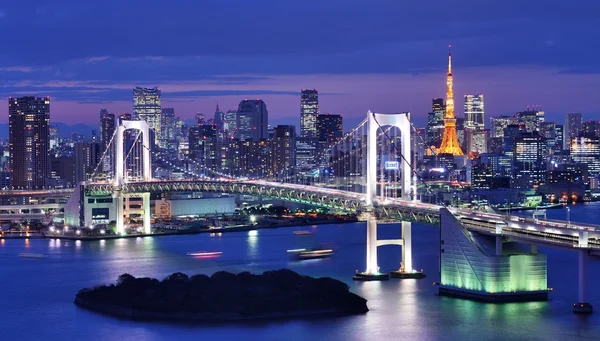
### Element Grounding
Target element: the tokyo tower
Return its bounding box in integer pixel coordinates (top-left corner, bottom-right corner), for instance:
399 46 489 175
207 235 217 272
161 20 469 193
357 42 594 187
438 46 464 156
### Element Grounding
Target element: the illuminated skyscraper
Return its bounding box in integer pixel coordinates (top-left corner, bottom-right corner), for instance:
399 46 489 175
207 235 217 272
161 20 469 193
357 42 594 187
427 98 445 147
464 94 484 130
9 96 51 189
490 116 514 138
100 112 116 172
133 87 162 147
236 99 268 141
223 110 237 138
272 125 296 179
300 89 319 138
438 47 464 156
565 113 583 149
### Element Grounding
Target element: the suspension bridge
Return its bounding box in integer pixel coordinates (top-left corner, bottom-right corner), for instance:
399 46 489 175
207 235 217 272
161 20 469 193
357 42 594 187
59 111 598 313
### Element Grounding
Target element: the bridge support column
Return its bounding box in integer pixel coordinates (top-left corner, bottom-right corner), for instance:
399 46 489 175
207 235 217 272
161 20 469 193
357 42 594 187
354 213 389 281
114 192 124 235
142 193 151 234
573 250 593 314
391 221 425 279
495 236 503 256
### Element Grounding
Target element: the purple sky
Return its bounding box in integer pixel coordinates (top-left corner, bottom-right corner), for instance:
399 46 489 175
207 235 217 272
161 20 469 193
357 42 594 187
1 1 599 129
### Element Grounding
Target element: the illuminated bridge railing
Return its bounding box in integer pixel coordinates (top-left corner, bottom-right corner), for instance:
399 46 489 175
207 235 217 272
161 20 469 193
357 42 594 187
84 180 364 212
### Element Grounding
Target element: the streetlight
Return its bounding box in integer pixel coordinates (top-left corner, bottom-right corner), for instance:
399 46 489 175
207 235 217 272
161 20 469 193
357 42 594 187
566 206 571 228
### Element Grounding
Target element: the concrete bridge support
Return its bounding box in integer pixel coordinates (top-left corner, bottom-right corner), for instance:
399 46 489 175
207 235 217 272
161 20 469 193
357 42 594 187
354 213 390 281
143 193 151 234
390 221 425 278
114 192 124 234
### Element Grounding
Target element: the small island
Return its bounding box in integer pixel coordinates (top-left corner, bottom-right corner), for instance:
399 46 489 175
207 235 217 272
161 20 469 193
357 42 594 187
74 269 368 322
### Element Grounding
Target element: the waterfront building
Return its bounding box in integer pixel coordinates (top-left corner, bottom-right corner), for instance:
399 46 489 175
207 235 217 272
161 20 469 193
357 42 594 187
9 96 51 189
570 135 600 176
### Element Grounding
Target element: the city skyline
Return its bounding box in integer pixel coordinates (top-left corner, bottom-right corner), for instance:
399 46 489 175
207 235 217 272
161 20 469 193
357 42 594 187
0 2 599 126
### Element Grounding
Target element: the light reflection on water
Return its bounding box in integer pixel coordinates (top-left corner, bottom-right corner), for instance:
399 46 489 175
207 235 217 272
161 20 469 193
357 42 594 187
0 214 599 340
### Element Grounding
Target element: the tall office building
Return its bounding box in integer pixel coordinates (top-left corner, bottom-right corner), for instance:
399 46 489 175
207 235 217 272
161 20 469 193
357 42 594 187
49 125 59 151
490 116 514 138
75 142 101 183
100 113 116 151
223 110 237 138
515 110 541 132
464 94 484 130
236 99 268 141
272 125 296 179
214 103 224 132
513 132 546 188
427 98 445 147
316 114 343 143
300 89 319 138
161 108 176 150
583 121 600 138
100 113 116 173
565 113 583 149
9 96 51 189
99 108 109 122
133 87 162 147
571 136 600 175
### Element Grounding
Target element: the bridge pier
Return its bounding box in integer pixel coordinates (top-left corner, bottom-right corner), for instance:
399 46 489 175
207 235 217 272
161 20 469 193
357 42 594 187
114 192 124 235
142 193 151 234
390 221 425 279
574 250 593 314
354 213 389 281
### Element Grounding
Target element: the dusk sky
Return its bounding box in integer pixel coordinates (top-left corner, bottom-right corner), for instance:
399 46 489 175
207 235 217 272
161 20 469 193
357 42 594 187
1 1 599 129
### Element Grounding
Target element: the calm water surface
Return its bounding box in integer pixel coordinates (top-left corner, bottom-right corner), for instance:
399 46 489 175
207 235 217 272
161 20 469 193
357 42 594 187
1 203 600 341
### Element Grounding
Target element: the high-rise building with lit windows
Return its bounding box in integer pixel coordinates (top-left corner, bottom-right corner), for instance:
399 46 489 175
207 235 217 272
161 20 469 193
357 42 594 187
272 125 296 178
427 98 445 147
236 99 268 141
133 87 162 147
9 96 51 189
571 135 600 175
300 89 319 138
464 94 484 130
565 113 582 149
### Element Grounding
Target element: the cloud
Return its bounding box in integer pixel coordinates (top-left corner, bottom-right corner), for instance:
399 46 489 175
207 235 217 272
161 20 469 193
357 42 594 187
84 56 111 63
0 66 33 73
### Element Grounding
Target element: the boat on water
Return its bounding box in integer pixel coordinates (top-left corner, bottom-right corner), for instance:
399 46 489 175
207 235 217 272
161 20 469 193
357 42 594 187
287 248 333 260
19 253 44 258
497 203 563 211
293 230 312 236
186 251 222 258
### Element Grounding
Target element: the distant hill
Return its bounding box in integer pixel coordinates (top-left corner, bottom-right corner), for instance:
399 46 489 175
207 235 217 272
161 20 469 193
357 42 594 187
0 123 98 138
